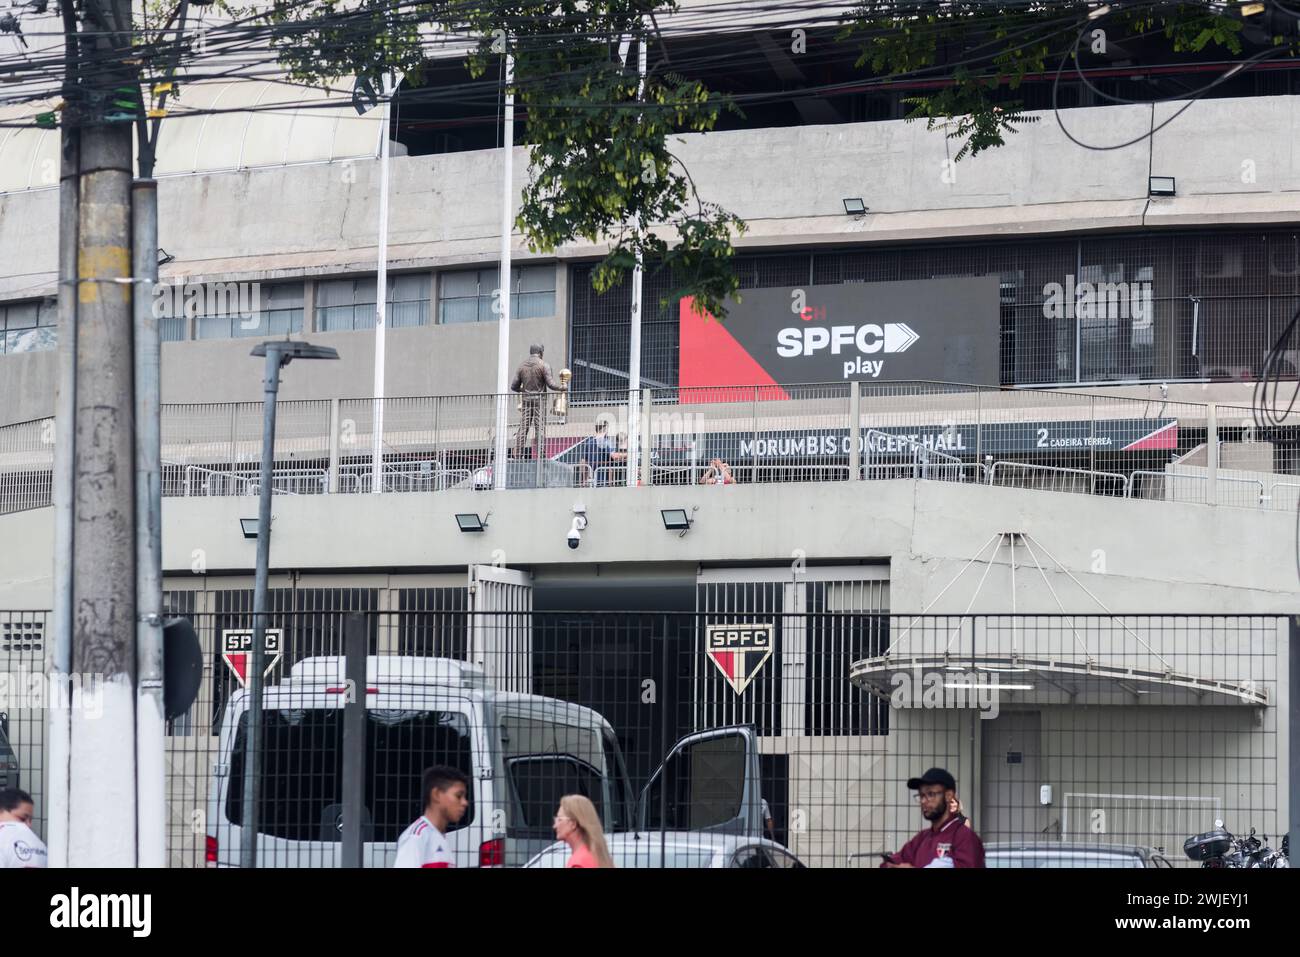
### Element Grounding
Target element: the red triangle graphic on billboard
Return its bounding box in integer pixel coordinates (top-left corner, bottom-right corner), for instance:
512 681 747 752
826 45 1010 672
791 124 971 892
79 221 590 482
1121 421 1178 452
679 297 789 404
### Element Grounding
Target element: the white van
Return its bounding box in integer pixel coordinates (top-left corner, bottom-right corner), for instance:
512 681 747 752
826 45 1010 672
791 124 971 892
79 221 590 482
206 655 764 867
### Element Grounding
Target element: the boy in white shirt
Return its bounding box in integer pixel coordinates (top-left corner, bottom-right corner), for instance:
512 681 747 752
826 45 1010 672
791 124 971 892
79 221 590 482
0 787 47 869
393 766 470 868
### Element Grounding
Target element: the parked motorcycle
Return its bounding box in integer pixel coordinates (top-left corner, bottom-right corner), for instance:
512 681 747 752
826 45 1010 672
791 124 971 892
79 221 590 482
1184 820 1290 868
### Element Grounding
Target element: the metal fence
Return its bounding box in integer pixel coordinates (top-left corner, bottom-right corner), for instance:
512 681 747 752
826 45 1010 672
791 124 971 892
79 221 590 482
5 380 1300 513
1 607 1272 869
0 611 48 842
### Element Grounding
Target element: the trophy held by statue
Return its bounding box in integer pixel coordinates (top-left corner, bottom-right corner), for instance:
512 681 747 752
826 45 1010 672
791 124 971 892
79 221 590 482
552 369 572 420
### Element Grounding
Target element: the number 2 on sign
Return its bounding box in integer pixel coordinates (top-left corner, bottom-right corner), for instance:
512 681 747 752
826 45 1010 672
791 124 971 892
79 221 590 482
1036 428 1049 448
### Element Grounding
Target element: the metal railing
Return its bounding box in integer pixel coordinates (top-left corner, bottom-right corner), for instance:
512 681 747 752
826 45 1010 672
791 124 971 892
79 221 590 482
5 380 1300 513
990 461 1130 496
1128 471 1266 508
863 429 965 482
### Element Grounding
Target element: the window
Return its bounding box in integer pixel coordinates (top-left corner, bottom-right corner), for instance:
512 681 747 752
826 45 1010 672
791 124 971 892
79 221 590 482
438 265 555 323
194 282 304 340
0 300 57 355
507 755 605 833
601 733 631 833
225 707 474 843
316 274 430 331
644 734 746 831
500 715 606 836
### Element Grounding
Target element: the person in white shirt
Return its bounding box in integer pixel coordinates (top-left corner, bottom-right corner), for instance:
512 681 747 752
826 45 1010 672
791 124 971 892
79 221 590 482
0 787 47 869
393 766 470 868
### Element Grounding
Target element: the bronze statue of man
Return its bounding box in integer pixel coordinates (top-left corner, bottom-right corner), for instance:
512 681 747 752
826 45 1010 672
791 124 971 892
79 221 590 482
510 343 566 458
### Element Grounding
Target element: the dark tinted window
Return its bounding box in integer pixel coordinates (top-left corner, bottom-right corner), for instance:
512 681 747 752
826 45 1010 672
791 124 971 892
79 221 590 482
507 756 603 834
645 734 745 831
226 708 473 842
602 733 630 833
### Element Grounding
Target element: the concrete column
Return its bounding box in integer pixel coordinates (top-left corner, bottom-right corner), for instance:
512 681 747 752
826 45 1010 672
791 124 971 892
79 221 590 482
1206 402 1218 506
327 397 341 493
301 277 316 334
849 381 861 480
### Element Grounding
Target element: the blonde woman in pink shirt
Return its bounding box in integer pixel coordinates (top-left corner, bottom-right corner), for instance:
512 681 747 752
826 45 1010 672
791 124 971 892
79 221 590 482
552 794 614 868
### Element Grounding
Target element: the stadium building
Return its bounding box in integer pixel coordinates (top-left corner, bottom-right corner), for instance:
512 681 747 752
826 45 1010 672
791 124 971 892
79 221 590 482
0 11 1296 866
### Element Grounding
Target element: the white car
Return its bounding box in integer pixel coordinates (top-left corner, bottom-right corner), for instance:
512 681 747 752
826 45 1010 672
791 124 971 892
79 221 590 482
526 832 805 869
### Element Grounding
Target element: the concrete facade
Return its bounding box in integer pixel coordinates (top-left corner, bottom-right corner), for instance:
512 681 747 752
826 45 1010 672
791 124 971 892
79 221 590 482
7 94 1300 422
2 479 1296 612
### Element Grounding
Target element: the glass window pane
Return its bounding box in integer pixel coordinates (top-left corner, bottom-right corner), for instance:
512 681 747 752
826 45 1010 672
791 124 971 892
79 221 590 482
195 313 231 339
231 315 262 338
161 316 186 342
389 300 428 328
318 306 355 332
5 303 38 329
352 306 377 331
439 298 480 324
439 270 480 299
516 291 555 319
517 265 555 293
264 282 305 309
5 327 55 353
315 279 358 308
389 273 430 302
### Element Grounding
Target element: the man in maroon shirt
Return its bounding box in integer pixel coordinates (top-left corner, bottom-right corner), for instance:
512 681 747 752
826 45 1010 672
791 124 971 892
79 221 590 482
881 767 985 869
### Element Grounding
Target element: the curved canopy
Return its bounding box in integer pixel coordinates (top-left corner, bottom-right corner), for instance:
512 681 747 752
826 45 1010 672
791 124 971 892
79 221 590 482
849 652 1268 708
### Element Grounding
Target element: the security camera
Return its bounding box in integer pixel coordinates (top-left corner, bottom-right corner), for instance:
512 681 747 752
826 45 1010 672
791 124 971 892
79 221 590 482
567 503 588 550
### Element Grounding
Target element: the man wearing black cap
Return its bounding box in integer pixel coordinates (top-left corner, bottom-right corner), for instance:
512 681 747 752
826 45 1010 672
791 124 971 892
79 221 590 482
881 767 985 869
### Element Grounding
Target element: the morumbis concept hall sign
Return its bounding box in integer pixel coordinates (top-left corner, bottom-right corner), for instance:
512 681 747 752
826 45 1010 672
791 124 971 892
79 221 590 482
691 418 1178 465
679 276 1003 394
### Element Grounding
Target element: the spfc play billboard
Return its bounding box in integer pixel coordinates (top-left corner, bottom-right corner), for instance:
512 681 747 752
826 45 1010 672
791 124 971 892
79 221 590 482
679 277 1001 398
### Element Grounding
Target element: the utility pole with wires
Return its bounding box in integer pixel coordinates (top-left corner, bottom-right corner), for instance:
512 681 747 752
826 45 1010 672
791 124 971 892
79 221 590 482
49 0 144 867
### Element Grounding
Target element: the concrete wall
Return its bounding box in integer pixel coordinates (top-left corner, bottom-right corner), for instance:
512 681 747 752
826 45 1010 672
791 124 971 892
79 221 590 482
156 314 566 406
9 94 1300 421
12 95 1300 421
4 477 1298 613
10 95 1300 292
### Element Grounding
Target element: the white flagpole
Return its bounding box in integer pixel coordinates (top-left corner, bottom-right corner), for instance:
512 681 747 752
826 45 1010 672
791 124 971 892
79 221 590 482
626 30 647 487
493 50 515 490
370 75 394 494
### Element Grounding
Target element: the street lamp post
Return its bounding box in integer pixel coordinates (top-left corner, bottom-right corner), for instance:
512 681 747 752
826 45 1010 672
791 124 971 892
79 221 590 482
241 339 339 869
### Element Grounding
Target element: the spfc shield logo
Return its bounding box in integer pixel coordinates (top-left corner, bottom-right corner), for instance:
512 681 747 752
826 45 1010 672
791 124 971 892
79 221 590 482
705 624 774 696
